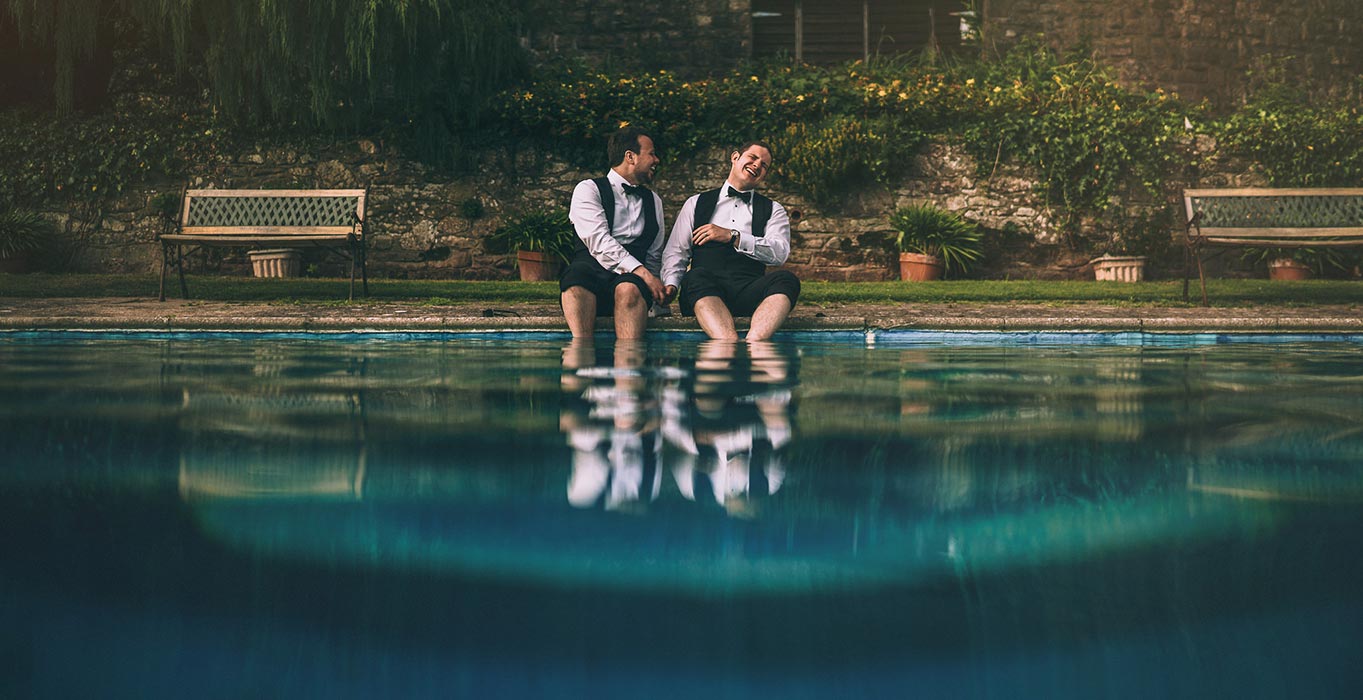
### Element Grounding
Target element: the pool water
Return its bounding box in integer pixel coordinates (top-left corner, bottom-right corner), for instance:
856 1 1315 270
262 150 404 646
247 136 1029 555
2 331 1362 698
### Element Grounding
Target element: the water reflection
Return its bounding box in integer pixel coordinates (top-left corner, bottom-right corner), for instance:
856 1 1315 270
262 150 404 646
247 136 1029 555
669 341 794 517
559 339 798 517
560 340 664 512
5 335 1363 697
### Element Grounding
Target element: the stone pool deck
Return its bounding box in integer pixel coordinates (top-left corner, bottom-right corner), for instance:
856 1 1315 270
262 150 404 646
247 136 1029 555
4 296 1363 332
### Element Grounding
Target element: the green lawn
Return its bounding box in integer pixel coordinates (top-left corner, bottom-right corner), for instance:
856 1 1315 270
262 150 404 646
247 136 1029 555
3 273 1363 307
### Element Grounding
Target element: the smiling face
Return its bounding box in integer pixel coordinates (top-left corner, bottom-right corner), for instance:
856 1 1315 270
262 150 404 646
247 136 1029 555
624 135 659 186
727 144 772 191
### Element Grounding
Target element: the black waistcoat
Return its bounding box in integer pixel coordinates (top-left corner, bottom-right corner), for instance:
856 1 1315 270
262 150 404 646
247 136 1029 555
571 177 659 265
690 187 773 279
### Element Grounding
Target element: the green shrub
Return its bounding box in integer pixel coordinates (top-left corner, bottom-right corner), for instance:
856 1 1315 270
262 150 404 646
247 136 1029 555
1217 97 1363 187
0 209 52 259
955 41 1193 233
488 208 576 263
889 204 982 275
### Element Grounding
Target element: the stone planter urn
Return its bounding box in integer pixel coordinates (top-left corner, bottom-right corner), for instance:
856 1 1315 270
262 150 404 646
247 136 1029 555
248 249 302 278
1268 258 1312 281
898 252 944 281
516 250 562 281
1091 255 1147 282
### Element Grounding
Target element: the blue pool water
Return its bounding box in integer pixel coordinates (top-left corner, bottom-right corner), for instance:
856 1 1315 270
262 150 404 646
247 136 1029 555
2 331 1362 698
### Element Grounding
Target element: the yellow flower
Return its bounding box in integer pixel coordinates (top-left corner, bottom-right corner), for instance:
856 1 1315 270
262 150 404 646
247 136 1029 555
750 75 759 82
965 78 976 87
877 89 887 97
993 86 1002 93
619 120 631 128
795 94 806 102
898 92 908 100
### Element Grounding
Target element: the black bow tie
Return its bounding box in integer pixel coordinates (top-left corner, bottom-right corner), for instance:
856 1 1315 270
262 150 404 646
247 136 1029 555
726 186 752 203
621 183 649 197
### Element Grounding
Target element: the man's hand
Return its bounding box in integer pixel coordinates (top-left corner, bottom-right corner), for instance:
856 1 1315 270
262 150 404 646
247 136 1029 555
663 285 677 304
692 223 737 246
632 266 667 304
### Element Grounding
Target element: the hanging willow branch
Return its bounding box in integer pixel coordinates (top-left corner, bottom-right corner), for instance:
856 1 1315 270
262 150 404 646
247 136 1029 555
6 0 528 132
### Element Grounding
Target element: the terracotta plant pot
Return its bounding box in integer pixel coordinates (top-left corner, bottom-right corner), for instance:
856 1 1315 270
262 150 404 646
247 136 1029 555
516 250 562 281
0 252 34 274
898 252 944 281
1267 258 1312 281
1091 255 1147 282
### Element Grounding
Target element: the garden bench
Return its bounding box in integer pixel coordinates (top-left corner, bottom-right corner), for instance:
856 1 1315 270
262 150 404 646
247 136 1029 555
1183 188 1363 305
159 188 368 301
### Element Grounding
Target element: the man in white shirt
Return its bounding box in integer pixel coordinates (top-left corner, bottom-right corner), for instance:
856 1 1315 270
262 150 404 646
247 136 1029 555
661 141 800 341
562 126 668 339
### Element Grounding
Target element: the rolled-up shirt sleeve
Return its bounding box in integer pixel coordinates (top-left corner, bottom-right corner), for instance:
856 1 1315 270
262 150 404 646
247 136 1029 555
736 201 791 266
568 179 643 275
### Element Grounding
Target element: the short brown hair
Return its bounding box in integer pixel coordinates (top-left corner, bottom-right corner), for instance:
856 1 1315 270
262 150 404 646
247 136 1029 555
734 140 774 162
608 126 654 166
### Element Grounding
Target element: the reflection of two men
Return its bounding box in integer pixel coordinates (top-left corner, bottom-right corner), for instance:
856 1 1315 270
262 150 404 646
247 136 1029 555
561 340 663 512
560 339 796 517
670 340 794 517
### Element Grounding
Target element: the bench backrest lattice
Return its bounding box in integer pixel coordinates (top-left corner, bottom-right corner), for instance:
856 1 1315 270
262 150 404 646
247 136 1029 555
1185 188 1363 244
181 190 365 235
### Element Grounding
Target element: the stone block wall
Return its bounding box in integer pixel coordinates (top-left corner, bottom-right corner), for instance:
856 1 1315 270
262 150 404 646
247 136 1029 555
69 135 1161 283
982 0 1363 107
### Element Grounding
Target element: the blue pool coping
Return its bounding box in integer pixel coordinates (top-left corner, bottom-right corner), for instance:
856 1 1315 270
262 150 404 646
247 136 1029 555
5 328 1363 346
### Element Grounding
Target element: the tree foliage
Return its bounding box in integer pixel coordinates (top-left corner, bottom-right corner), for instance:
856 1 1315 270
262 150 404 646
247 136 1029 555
5 0 528 135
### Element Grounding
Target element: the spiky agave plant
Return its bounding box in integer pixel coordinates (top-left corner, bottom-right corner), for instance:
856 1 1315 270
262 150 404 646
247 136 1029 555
889 204 982 276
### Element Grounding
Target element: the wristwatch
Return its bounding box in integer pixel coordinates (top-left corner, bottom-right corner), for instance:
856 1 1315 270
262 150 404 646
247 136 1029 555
730 229 741 248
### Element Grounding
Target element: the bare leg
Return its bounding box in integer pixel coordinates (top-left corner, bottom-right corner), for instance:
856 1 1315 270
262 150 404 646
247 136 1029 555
693 296 739 340
745 294 793 341
562 286 598 338
613 283 649 339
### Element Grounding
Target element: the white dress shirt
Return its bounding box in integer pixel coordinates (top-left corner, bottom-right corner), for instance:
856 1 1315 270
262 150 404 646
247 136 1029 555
568 169 666 276
661 182 791 289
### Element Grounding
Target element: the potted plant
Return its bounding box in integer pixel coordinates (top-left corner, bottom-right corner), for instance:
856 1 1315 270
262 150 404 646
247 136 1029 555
888 204 982 281
488 208 577 281
0 208 51 274
1242 247 1343 281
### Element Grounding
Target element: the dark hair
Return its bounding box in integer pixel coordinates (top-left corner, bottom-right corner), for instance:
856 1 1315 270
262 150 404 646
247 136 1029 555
733 140 774 162
608 126 653 166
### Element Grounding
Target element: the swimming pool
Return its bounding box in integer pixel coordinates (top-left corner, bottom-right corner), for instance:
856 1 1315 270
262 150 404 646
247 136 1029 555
2 331 1361 698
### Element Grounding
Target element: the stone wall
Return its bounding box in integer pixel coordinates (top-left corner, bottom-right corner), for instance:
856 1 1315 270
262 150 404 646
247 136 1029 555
981 0 1363 108
68 136 1142 283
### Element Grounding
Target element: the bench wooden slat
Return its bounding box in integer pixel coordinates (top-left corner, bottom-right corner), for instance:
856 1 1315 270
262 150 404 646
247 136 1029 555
1185 187 1363 197
162 235 354 248
1193 227 1363 239
1200 237 1363 247
177 226 357 236
185 189 366 197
